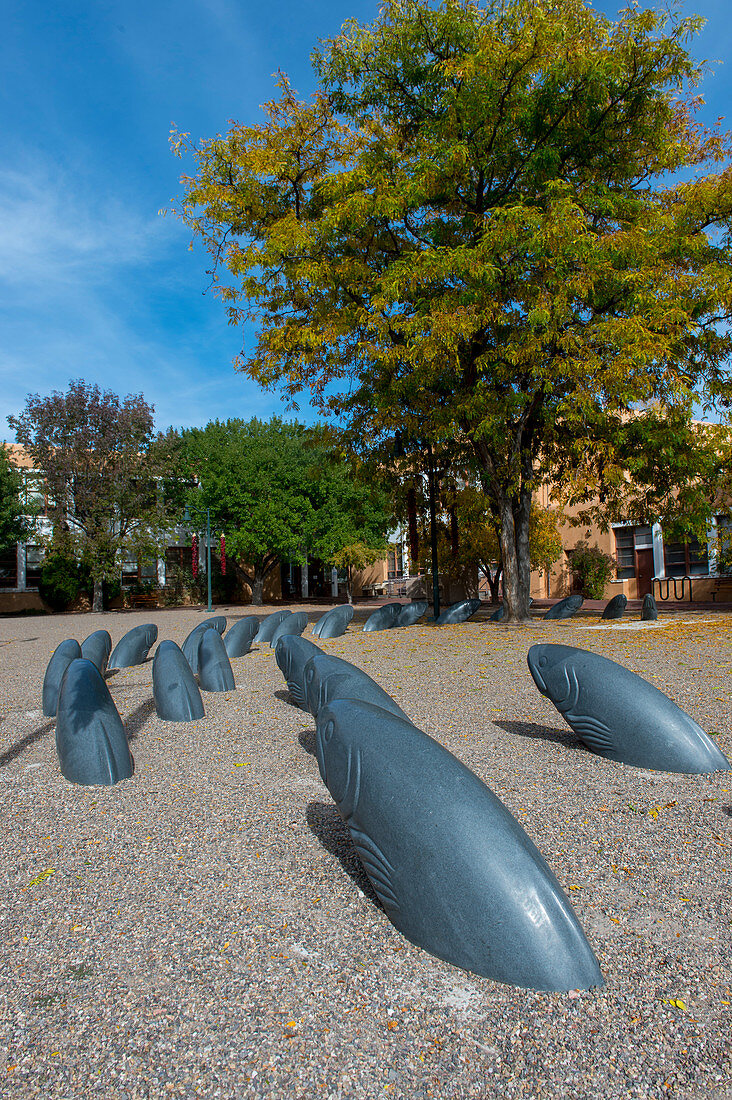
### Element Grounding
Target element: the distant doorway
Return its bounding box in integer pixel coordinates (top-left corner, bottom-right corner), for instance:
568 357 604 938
636 548 654 597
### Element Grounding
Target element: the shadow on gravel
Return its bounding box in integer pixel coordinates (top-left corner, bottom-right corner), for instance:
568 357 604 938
0 719 56 768
274 689 297 707
495 719 583 747
125 699 157 741
306 800 383 909
298 729 317 756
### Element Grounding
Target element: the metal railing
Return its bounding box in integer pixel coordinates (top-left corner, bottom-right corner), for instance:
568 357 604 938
653 576 693 602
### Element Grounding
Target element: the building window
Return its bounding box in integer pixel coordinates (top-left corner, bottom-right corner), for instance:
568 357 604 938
25 545 43 588
0 549 17 588
121 554 158 586
717 516 732 574
614 528 635 579
664 536 709 578
387 544 403 579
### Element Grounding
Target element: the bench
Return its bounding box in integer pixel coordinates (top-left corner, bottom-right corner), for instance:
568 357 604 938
129 593 159 609
711 577 732 603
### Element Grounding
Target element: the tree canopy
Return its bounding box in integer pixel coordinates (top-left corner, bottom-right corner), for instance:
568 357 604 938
8 380 174 612
177 417 392 603
0 446 30 555
174 0 732 619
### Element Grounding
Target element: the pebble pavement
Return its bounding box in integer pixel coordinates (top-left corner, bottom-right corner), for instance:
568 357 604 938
1 604 731 1099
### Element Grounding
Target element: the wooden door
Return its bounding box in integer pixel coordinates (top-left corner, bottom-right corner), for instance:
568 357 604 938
636 548 654 597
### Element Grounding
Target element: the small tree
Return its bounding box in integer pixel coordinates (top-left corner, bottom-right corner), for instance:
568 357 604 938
569 541 616 600
329 542 387 604
9 380 174 612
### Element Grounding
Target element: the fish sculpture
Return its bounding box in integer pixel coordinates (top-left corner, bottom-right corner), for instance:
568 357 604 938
274 635 324 709
312 605 354 640
304 653 410 722
55 658 133 785
254 609 292 644
601 594 627 620
435 598 482 626
527 643 730 774
153 641 205 722
543 594 583 621
197 629 235 692
224 616 260 658
641 594 658 621
182 617 227 673
315 699 604 991
362 603 402 633
270 611 309 647
42 639 82 717
80 629 112 673
108 623 159 670
394 601 427 628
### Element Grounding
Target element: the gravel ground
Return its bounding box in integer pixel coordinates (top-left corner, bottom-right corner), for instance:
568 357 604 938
1 604 730 1100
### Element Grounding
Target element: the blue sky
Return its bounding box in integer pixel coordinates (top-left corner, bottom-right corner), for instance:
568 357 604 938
2 0 731 440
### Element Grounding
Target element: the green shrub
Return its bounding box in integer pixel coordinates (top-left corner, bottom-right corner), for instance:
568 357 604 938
570 540 616 599
39 552 82 611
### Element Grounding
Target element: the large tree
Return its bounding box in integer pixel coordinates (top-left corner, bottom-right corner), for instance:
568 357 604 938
173 0 732 620
178 418 392 604
9 380 174 612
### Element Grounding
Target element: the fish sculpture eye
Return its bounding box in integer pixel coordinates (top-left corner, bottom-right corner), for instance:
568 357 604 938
323 720 335 744
538 655 548 667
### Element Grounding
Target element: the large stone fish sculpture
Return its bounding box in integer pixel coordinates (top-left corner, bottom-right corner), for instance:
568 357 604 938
315 699 604 991
108 623 158 670
312 605 354 640
270 611 309 647
305 653 410 722
362 603 402 633
198 629 235 692
182 617 227 673
153 641 205 722
527 643 730 774
394 601 427 628
254 609 292 644
274 635 323 709
641 594 658 621
55 658 133 785
601 594 627 620
435 598 482 626
42 639 82 717
544 594 583 621
224 616 260 658
80 629 112 673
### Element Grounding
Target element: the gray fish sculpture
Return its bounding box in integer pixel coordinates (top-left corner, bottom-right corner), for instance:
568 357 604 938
394 601 427 628
270 611 309 647
544 594 583 621
641 594 658 621
42 639 82 717
312 605 354 640
55 658 133 785
254 609 292 644
489 604 505 622
274 635 324 709
108 623 158 670
182 617 227 673
315 699 604 991
435 598 482 626
362 603 402 633
153 641 205 722
80 629 112 674
305 653 410 722
301 652 363 715
527 643 730 774
224 616 260 658
601 594 627 620
197 629 235 692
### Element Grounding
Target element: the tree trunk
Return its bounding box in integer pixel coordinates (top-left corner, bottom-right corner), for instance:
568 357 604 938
483 563 502 604
251 574 264 605
407 487 419 569
92 577 104 613
346 567 353 605
498 488 532 623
